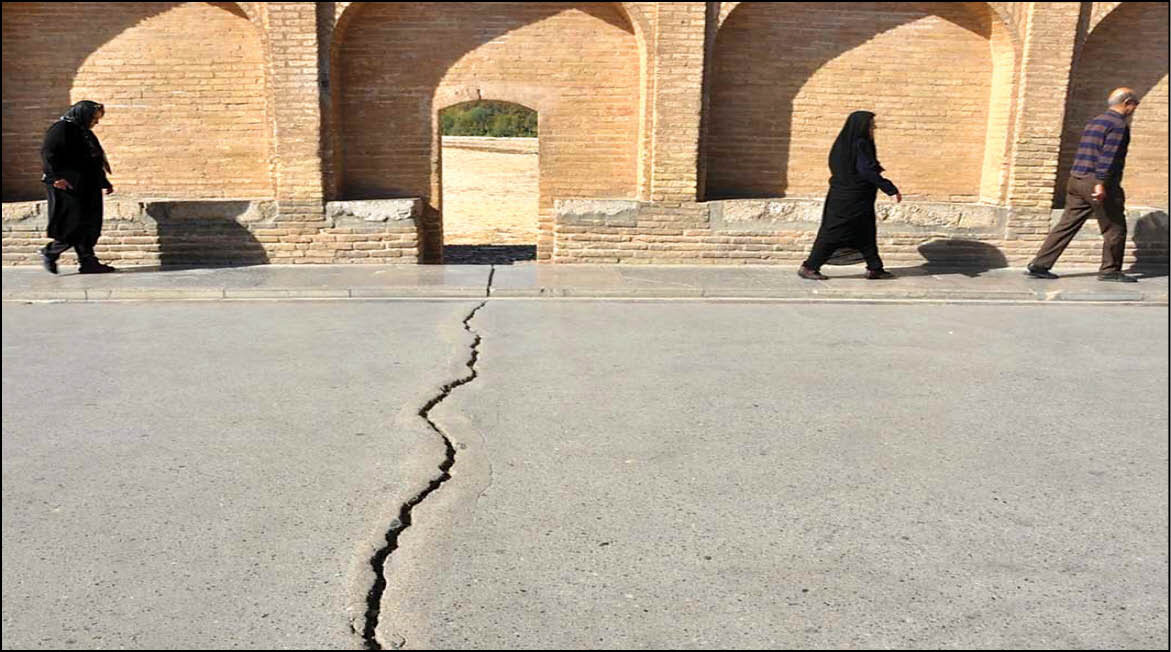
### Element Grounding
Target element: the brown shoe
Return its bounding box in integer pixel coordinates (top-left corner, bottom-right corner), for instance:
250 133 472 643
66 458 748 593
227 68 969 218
866 269 895 280
798 266 828 280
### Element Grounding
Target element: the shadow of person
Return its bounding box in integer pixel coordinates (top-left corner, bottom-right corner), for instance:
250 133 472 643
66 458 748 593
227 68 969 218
903 239 1009 277
1128 209 1170 278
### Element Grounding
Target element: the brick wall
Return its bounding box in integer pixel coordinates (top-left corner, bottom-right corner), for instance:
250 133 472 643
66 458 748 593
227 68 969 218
2 198 418 266
2 2 1168 269
1056 1 1169 209
705 2 1010 203
332 2 642 262
2 2 273 201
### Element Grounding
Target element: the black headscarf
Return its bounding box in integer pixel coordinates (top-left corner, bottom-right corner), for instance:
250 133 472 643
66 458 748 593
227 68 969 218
828 110 879 189
58 100 111 174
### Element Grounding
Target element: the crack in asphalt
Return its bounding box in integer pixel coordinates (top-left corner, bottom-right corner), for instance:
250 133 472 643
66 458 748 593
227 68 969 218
359 300 488 650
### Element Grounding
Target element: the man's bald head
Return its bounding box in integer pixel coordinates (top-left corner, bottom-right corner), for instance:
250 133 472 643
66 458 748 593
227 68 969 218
1108 87 1140 114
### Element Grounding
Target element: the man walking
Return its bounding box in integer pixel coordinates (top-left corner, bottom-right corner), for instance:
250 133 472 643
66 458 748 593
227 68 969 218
1027 87 1140 283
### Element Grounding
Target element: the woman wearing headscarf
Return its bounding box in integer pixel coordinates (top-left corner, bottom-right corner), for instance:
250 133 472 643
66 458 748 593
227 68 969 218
798 110 902 280
38 100 116 274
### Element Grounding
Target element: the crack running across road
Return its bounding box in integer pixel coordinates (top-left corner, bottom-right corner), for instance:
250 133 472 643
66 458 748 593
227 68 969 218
359 301 488 650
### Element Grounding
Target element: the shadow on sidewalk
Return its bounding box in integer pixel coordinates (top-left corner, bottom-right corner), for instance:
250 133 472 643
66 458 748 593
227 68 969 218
871 238 1011 278
443 245 535 265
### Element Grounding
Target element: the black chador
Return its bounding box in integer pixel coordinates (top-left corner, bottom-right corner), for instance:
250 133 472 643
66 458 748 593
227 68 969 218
800 110 899 279
39 100 115 274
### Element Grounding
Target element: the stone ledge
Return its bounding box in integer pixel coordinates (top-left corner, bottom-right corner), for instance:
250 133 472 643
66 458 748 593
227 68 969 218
555 199 642 227
325 198 421 227
708 198 1009 234
2 199 280 226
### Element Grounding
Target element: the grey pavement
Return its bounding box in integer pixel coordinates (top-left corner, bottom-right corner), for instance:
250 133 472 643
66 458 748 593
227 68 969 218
1 301 482 648
399 302 1170 649
2 263 1168 304
2 300 1168 649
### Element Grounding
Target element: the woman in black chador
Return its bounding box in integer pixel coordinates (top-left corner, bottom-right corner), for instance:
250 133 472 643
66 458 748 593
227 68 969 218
39 100 116 274
798 110 901 280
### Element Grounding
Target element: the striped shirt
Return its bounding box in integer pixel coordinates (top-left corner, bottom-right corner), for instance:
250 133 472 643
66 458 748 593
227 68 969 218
1071 109 1130 185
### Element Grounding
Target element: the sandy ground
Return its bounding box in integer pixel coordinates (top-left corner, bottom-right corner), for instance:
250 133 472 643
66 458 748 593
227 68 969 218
441 136 539 245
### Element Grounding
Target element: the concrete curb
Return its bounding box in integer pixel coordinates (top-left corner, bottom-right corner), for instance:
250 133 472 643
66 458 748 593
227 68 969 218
4 288 1166 304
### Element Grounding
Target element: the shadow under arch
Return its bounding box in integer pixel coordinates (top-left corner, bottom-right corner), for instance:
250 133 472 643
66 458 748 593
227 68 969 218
1053 1 1169 209
703 2 1014 202
330 2 644 263
1 2 264 202
145 201 271 269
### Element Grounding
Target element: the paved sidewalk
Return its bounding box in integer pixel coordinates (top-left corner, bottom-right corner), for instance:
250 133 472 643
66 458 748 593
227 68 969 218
2 263 1167 303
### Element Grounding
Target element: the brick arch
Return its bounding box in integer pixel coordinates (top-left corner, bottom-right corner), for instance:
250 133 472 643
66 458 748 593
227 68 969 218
703 2 1019 205
1 2 273 201
1087 2 1124 37
330 1 651 67
1055 1 1169 209
331 2 644 262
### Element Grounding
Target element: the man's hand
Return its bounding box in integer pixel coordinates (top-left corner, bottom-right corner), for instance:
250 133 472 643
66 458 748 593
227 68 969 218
893 192 903 204
104 186 115 196
1092 183 1107 202
52 179 72 191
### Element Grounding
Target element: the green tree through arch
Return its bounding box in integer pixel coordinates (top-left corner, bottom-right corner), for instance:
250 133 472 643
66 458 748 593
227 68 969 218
441 101 538 137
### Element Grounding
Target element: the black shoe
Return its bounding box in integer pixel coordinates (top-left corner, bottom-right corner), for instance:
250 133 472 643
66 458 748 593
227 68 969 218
1097 272 1138 283
79 261 116 274
798 266 828 280
866 269 895 280
39 248 58 275
1025 266 1058 279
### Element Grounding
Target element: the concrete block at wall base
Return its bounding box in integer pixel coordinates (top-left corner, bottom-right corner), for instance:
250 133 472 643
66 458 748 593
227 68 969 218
325 198 421 225
709 198 1008 234
1 201 46 225
555 199 642 227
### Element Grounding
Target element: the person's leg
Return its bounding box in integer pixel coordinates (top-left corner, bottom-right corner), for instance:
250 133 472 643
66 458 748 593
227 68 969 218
854 219 884 272
77 194 114 272
38 239 72 274
42 240 73 257
803 228 843 271
1030 176 1093 271
1094 186 1127 275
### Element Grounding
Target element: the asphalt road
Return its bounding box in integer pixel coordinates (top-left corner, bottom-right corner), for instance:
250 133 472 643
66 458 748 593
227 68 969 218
3 300 1168 649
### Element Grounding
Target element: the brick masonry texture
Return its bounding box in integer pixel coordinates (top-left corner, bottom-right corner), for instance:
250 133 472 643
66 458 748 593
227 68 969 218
333 2 641 261
1055 1 1168 209
2 2 1167 267
2 2 272 201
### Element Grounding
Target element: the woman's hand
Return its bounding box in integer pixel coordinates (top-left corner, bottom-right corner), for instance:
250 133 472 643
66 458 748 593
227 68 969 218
893 192 903 204
105 186 115 195
52 179 73 191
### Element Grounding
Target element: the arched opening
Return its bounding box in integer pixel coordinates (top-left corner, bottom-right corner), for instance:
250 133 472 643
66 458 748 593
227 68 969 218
703 2 1015 205
1 2 272 201
440 100 539 264
1055 2 1169 209
331 2 642 263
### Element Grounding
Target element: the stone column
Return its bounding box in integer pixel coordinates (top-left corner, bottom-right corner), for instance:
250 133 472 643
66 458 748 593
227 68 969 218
1004 2 1081 237
648 2 709 204
264 2 326 222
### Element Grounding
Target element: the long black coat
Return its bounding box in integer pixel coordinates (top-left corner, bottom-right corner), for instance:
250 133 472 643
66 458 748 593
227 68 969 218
41 120 111 243
818 139 900 265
